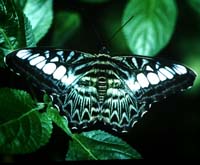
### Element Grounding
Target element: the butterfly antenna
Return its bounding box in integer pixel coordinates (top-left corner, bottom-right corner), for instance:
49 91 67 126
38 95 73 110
108 15 134 43
79 7 110 54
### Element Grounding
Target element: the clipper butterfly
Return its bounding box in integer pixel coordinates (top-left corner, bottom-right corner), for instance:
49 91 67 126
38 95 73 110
4 48 196 132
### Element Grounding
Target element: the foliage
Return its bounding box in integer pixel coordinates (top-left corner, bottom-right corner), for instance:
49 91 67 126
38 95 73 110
0 0 199 161
122 0 177 56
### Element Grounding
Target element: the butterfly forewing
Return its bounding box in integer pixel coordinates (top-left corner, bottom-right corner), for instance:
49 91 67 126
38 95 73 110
5 48 196 133
112 55 196 103
5 48 95 94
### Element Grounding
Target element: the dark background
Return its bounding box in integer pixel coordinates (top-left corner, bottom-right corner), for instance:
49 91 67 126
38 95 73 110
1 0 200 161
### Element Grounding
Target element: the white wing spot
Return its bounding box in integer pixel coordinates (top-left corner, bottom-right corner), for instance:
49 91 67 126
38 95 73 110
36 60 46 69
29 56 45 66
57 51 64 56
44 51 50 58
131 58 138 68
50 57 59 62
66 51 75 62
137 73 149 88
147 73 160 85
42 63 57 75
126 79 141 91
132 81 141 91
61 73 76 86
159 68 174 79
16 50 32 59
141 59 149 67
27 53 40 60
155 63 160 69
165 66 175 75
53 65 67 80
157 71 167 81
173 64 187 75
146 65 154 71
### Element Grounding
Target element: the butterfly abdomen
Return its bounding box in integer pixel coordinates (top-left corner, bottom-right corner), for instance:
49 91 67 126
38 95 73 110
97 76 107 103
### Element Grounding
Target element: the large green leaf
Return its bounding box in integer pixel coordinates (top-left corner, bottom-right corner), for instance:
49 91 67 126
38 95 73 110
0 0 35 55
51 11 80 47
0 88 53 154
122 0 177 56
66 130 142 160
23 0 53 43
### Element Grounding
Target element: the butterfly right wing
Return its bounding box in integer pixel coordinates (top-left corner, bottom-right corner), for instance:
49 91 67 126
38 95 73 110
114 55 196 104
100 55 196 132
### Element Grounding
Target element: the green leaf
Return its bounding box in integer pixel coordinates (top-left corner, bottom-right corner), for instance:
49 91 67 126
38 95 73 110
47 107 72 137
0 0 35 61
187 0 200 14
177 37 200 95
51 11 81 47
23 13 36 48
66 130 142 160
122 0 177 56
14 0 27 9
23 0 53 43
0 88 53 154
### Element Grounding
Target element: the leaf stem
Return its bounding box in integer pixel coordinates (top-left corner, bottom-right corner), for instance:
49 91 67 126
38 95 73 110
0 103 45 128
0 28 15 51
71 134 98 160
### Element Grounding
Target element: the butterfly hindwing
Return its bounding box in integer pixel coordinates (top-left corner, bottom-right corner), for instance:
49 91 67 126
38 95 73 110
52 87 100 130
5 48 196 132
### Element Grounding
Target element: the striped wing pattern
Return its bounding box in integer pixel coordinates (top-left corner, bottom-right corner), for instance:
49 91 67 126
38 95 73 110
5 48 196 132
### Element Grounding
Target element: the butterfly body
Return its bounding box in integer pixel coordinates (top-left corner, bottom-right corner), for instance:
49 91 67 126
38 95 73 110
5 48 196 132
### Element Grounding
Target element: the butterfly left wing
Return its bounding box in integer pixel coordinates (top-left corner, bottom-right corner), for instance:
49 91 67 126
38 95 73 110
4 48 100 130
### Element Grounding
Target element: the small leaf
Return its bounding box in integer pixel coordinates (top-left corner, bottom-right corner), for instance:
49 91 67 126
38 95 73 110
66 130 142 160
0 0 35 57
122 0 177 56
51 11 81 47
23 0 53 43
0 88 53 154
47 107 72 137
0 0 20 51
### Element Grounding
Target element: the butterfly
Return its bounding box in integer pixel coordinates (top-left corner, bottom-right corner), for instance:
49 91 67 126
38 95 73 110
4 47 196 133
